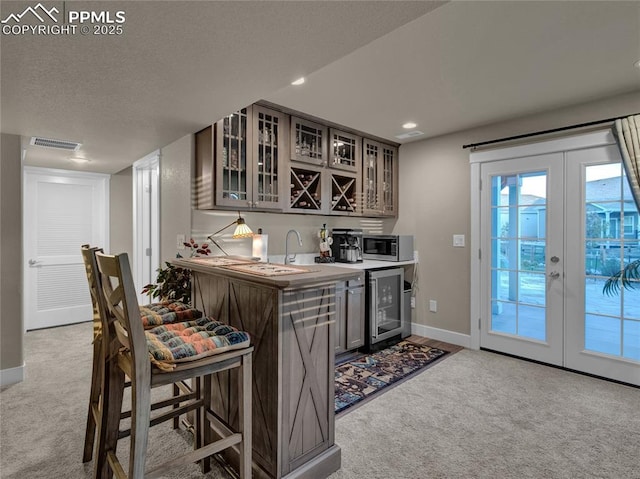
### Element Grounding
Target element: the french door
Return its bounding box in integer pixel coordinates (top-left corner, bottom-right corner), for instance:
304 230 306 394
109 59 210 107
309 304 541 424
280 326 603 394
479 153 565 365
473 130 640 386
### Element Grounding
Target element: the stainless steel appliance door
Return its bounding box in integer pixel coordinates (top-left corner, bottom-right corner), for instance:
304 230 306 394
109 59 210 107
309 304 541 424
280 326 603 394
362 235 398 261
368 268 404 343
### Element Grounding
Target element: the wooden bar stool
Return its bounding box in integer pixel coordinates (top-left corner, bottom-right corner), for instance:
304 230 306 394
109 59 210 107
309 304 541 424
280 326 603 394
94 252 253 479
81 245 203 463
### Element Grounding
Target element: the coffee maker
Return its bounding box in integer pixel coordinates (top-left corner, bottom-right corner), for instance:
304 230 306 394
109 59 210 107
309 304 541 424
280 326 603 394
331 228 363 263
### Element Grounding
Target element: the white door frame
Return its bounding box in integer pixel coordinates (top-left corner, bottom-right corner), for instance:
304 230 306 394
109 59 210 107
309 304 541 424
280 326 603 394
132 151 160 304
470 129 616 352
23 166 109 331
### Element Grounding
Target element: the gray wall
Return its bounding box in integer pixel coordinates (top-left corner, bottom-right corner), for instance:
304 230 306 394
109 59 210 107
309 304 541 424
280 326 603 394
109 166 133 257
395 90 640 338
1 133 23 381
160 135 194 263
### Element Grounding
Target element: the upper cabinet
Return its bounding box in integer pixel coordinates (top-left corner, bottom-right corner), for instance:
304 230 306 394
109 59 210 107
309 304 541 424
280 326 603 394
362 138 398 217
329 129 360 173
290 117 327 166
195 105 287 211
195 102 398 217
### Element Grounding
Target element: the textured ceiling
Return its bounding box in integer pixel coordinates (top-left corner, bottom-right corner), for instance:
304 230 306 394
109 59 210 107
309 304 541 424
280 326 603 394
2 1 639 174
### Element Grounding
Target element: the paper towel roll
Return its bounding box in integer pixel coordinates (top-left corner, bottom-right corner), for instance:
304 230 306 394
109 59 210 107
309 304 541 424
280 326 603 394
252 234 268 262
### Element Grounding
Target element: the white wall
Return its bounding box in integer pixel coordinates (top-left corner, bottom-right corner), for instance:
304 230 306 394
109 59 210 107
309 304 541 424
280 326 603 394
395 90 640 341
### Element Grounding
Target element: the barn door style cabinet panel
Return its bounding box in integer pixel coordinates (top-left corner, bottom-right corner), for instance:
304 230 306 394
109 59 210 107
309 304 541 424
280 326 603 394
195 105 287 211
362 138 398 217
174 258 359 479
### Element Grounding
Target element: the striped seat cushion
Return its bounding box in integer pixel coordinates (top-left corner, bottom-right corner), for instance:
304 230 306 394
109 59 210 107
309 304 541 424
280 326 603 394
145 317 250 369
139 301 203 328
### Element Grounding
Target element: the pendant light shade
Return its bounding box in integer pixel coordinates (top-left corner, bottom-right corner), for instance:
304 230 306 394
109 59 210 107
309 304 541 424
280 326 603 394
207 212 254 255
232 218 253 238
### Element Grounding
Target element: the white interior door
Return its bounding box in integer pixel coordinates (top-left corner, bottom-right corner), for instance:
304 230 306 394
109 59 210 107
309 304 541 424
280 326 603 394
133 152 160 304
473 130 639 386
23 167 109 330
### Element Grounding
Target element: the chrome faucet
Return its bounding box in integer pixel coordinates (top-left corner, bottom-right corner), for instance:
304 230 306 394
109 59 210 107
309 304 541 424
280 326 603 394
285 229 302 264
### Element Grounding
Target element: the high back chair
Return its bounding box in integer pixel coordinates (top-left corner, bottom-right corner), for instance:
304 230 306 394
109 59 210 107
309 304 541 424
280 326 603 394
81 245 201 463
94 251 253 479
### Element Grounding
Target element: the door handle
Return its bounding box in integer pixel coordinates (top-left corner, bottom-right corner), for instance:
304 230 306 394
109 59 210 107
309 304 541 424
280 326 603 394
28 259 42 266
548 271 560 279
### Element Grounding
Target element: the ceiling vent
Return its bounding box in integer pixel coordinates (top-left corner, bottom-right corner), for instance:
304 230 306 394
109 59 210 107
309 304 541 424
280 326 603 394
395 131 425 140
30 136 82 151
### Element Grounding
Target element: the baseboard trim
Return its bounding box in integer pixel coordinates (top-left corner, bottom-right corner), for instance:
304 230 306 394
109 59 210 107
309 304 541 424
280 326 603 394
0 363 25 386
410 323 472 349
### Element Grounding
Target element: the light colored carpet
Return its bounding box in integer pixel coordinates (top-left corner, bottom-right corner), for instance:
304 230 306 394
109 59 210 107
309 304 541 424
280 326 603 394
329 348 640 479
2 322 639 478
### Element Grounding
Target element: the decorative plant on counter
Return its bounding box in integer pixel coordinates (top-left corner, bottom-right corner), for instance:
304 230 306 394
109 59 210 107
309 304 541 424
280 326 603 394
603 259 640 296
141 239 210 305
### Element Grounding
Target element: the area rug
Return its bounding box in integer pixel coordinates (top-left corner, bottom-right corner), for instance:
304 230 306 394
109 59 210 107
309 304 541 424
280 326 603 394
335 341 449 414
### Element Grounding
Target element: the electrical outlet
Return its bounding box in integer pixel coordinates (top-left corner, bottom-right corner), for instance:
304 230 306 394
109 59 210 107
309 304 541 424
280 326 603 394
414 250 419 262
429 300 437 312
410 297 416 309
177 234 186 250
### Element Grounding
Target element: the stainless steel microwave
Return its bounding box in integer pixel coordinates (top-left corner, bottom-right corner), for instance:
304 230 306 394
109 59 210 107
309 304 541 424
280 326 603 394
362 235 414 262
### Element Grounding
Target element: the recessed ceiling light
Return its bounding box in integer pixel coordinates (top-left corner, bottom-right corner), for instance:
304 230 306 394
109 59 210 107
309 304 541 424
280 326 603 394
635 60 640 69
402 122 417 129
291 77 305 86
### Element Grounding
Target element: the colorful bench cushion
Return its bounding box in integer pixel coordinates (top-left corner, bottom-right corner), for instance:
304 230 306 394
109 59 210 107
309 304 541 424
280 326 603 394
145 317 250 369
139 301 202 328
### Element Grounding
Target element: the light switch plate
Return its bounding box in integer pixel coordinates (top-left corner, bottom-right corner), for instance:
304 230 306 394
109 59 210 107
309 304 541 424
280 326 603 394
429 300 437 312
177 234 186 250
453 234 465 247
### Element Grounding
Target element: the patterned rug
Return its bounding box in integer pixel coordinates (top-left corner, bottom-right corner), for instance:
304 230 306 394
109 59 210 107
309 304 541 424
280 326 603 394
335 341 449 414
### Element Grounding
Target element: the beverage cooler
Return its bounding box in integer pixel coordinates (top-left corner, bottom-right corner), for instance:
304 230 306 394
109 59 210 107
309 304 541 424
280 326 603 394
365 267 404 351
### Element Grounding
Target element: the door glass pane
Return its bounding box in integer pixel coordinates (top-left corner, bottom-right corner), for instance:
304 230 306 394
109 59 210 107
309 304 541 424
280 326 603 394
491 300 516 334
585 314 621 356
518 305 545 340
584 164 639 360
490 171 547 341
623 320 640 360
518 272 545 306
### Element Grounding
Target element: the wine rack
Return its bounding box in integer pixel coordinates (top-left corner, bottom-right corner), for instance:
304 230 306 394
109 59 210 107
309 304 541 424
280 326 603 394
289 166 322 211
331 173 358 214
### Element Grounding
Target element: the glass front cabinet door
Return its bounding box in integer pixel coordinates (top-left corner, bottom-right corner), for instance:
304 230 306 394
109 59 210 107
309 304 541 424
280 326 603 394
290 117 327 166
330 129 360 172
213 105 286 210
362 138 397 217
252 105 287 210
216 108 250 208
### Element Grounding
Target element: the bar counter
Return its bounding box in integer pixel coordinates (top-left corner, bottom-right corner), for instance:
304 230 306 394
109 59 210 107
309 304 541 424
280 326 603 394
171 257 359 479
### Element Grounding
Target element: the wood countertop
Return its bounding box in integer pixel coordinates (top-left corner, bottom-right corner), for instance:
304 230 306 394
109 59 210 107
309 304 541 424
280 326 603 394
171 257 360 289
